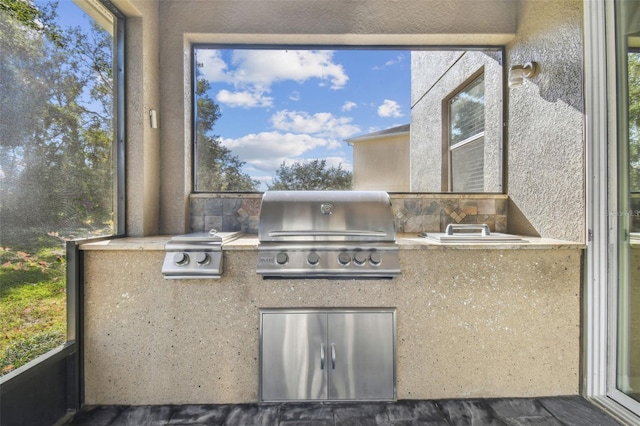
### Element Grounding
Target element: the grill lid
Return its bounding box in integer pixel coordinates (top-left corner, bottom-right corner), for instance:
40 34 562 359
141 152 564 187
257 191 400 279
258 190 396 242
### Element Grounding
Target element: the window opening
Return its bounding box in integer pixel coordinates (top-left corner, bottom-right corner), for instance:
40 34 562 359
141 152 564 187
192 47 502 193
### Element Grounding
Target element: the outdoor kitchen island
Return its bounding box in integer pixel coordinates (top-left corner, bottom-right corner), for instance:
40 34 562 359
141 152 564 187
80 235 583 406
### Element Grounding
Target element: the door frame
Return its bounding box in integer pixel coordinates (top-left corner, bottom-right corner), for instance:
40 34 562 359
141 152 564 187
584 0 640 422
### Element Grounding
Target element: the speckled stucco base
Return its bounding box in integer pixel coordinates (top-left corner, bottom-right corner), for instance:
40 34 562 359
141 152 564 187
83 248 581 405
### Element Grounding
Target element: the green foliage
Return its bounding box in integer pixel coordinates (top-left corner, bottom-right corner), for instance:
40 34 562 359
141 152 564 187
0 0 103 375
194 71 259 192
0 245 66 375
268 159 353 190
0 0 63 46
629 53 640 192
1 1 115 240
2 331 65 374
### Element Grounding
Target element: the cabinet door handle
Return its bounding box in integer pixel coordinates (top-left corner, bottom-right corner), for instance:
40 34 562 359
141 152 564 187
331 343 336 370
320 343 325 370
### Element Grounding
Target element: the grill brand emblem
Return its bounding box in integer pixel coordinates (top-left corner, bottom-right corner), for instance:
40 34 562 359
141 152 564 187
320 203 333 215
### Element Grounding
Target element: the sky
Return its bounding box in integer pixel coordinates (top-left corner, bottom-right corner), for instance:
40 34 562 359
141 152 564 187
195 48 411 189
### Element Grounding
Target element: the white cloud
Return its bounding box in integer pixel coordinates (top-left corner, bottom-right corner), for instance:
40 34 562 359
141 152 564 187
270 110 361 139
373 54 405 70
289 91 301 101
377 99 403 118
201 49 348 91
221 131 339 171
216 89 273 108
197 50 229 82
341 101 357 112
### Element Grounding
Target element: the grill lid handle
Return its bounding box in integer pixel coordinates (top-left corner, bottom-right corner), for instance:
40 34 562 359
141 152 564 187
268 230 388 238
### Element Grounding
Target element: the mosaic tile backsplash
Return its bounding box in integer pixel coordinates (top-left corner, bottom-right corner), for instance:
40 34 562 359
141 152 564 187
190 194 508 235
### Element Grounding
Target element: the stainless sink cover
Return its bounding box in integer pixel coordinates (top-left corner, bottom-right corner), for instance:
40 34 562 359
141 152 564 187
420 224 527 243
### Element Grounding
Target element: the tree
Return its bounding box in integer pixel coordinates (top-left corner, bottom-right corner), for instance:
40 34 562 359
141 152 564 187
194 66 258 192
268 159 352 190
0 0 51 184
1 0 115 241
628 53 640 191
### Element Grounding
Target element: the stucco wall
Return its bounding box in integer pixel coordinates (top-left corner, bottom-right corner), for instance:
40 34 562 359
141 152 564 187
83 245 581 404
506 0 585 242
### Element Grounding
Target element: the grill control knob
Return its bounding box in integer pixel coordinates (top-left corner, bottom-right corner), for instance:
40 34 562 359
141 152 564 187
307 252 320 266
369 252 382 266
195 252 210 265
276 253 289 265
353 251 368 266
173 252 189 266
337 252 351 266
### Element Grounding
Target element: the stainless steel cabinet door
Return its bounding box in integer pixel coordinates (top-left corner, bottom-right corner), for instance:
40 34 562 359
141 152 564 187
327 312 395 400
261 312 328 401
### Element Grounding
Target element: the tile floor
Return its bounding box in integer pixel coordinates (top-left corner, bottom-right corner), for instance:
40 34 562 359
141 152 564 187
64 396 624 425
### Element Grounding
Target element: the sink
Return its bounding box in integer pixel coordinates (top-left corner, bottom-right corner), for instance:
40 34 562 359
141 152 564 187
420 224 528 243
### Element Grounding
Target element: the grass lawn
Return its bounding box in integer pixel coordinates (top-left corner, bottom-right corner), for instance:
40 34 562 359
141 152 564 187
0 243 67 376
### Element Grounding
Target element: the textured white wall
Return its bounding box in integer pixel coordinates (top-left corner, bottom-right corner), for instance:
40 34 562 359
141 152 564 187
506 0 585 242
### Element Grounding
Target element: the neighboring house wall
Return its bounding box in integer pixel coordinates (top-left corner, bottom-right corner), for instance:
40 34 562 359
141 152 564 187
350 133 410 192
410 51 503 193
506 0 585 242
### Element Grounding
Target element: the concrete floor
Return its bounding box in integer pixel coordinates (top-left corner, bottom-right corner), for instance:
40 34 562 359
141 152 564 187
64 396 623 425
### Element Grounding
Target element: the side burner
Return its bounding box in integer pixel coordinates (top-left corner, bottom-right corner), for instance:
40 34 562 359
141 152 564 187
162 230 241 279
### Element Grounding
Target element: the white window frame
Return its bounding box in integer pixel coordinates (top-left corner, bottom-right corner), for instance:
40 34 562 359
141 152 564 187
445 72 485 192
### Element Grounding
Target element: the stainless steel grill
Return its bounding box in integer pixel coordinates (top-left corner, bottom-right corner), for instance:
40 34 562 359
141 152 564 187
162 230 241 279
256 191 400 279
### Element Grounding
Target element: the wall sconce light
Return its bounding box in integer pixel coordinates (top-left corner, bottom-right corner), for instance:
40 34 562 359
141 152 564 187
508 62 539 88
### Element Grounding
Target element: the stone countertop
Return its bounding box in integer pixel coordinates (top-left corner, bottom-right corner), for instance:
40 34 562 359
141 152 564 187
79 234 584 251
395 234 584 250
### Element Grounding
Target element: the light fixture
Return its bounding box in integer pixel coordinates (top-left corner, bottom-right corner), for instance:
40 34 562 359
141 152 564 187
508 62 539 88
